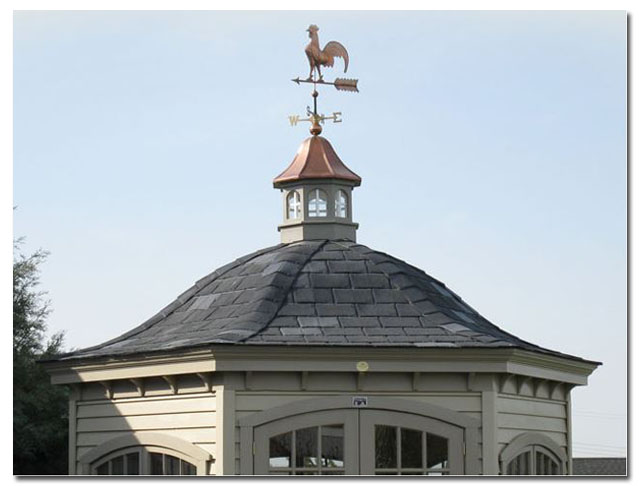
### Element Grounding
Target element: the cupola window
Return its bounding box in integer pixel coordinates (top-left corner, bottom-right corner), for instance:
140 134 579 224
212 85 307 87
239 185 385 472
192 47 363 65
308 189 327 217
335 190 348 218
287 191 301 219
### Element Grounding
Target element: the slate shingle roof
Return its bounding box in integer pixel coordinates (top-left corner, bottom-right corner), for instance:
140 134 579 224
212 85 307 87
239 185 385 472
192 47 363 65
58 239 590 361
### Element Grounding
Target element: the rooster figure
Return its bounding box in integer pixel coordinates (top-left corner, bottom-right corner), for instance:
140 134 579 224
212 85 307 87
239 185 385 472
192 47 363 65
305 25 349 82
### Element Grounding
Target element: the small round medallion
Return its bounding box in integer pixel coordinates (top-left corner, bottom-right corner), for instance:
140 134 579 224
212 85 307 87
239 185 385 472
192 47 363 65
356 361 369 372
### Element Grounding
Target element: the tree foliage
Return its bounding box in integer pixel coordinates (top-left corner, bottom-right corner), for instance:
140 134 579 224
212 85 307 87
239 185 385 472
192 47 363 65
13 238 69 475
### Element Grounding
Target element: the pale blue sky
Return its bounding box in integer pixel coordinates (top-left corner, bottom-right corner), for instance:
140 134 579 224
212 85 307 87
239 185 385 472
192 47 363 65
13 10 626 458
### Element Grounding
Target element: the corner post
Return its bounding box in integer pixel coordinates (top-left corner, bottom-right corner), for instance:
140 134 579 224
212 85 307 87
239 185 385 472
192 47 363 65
214 386 236 475
68 384 80 475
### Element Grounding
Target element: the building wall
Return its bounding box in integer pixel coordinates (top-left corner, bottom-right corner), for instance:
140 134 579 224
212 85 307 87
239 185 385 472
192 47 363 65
68 370 570 475
71 375 216 474
496 378 570 472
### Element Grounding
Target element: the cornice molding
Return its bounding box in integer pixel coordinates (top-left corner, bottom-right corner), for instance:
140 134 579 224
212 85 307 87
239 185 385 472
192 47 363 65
44 345 599 386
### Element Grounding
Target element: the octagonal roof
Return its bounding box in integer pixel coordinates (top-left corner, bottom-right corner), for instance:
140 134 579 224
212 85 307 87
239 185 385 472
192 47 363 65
55 240 594 363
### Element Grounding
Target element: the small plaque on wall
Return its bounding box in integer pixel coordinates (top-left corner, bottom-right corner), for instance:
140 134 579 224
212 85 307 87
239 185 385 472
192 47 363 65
352 396 368 407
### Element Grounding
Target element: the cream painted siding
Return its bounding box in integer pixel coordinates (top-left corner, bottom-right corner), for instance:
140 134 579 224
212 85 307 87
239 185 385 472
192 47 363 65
496 393 569 463
73 392 216 474
234 390 483 474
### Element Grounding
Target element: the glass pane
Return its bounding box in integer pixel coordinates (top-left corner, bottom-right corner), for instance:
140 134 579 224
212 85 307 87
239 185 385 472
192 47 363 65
296 427 318 468
126 453 139 475
318 195 327 217
321 425 344 468
181 460 197 475
375 425 397 469
287 193 300 219
269 432 292 468
165 455 180 475
536 451 544 475
335 191 347 218
510 451 531 475
521 451 531 475
96 462 109 475
111 455 124 475
150 452 164 475
426 433 448 469
401 428 422 469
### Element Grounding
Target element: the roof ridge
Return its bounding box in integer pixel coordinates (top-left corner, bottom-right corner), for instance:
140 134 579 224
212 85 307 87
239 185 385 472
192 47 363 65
235 240 330 343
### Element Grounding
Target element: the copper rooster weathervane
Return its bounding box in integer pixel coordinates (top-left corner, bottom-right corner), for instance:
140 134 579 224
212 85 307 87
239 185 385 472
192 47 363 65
289 25 359 136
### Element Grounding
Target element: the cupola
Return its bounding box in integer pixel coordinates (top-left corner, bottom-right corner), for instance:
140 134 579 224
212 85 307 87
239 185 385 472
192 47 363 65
274 133 361 243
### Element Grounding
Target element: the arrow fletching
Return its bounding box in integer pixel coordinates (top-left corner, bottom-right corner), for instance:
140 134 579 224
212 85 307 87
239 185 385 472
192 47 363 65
334 78 359 92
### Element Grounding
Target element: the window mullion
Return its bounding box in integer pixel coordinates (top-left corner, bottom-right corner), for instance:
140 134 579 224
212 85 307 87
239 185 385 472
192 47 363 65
422 430 427 474
317 426 322 473
396 427 401 474
292 430 297 473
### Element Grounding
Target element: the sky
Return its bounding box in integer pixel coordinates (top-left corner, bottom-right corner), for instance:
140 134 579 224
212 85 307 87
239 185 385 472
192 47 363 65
13 10 626 459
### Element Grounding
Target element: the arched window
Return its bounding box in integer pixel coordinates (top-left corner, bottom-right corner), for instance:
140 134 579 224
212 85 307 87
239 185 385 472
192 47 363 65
308 189 327 218
79 432 211 475
287 191 301 219
93 447 197 475
500 433 566 476
335 190 348 218
505 446 560 475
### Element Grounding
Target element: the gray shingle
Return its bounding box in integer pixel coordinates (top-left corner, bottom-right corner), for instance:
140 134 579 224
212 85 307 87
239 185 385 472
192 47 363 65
338 317 380 327
334 289 374 304
351 274 390 289
380 317 421 327
278 304 316 316
316 304 357 316
298 317 339 327
310 274 350 288
357 304 398 317
323 327 364 336
293 288 333 303
327 260 367 273
373 289 408 303
281 327 322 336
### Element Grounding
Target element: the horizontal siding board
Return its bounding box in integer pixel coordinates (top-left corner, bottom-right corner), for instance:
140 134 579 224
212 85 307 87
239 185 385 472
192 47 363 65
77 411 215 432
497 396 566 419
77 396 216 419
498 413 566 433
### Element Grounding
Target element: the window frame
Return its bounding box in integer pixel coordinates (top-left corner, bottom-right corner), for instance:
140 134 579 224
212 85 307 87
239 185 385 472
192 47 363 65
307 188 328 218
78 431 211 475
334 190 348 219
286 190 301 220
92 446 199 476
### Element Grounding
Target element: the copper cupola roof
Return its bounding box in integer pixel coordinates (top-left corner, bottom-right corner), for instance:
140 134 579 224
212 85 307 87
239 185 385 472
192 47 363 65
273 135 361 186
